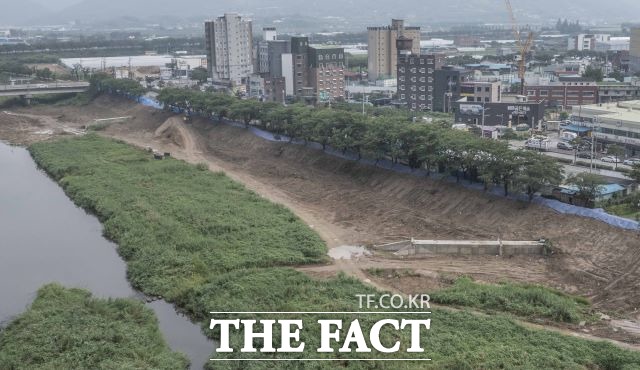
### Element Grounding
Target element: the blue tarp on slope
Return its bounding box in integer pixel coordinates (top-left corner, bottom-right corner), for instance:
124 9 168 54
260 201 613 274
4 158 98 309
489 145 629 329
130 95 640 231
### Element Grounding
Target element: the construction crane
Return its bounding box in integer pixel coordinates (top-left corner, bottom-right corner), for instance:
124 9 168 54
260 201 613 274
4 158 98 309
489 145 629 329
505 0 534 96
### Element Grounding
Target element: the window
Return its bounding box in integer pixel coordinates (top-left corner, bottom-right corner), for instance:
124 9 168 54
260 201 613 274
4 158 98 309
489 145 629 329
419 95 426 100
400 94 405 99
419 68 426 73
527 90 536 96
477 87 482 92
485 87 490 92
319 55 323 61
485 97 489 102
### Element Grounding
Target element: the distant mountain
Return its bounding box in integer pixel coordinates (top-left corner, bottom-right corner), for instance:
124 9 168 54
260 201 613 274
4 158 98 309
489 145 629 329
0 0 51 27
19 0 640 29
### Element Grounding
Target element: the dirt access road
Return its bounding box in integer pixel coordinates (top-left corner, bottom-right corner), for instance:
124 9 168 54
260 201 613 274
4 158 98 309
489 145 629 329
2 96 640 343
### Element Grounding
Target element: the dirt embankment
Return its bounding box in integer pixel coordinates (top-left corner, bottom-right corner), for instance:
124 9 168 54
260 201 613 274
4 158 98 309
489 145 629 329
4 96 640 324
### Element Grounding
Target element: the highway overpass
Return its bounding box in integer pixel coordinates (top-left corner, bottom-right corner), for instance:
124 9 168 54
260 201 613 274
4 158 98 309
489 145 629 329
0 82 90 97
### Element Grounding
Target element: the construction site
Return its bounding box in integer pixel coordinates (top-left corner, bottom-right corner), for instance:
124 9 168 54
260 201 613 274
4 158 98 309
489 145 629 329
1 94 640 346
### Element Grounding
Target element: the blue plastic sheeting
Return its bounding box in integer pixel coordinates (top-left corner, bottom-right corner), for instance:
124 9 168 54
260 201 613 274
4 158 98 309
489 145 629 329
138 96 163 109
128 95 640 231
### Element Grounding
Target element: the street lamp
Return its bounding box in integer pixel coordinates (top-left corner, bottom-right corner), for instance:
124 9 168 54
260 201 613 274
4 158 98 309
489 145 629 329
481 103 491 138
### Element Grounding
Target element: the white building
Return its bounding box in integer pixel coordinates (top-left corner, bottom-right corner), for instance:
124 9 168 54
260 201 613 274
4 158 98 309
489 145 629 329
568 34 611 51
594 37 630 52
572 101 640 156
205 13 254 85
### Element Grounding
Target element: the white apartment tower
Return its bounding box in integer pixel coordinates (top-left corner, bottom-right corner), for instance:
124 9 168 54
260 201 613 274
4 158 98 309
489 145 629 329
205 14 254 85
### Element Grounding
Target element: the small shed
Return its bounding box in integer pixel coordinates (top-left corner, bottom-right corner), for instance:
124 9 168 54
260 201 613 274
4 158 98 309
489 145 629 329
552 184 627 207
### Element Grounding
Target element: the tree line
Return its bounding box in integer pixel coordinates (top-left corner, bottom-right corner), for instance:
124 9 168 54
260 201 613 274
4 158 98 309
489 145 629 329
93 76 565 201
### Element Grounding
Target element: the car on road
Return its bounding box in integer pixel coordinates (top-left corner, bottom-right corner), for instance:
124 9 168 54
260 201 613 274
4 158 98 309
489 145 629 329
557 141 574 150
577 152 594 159
36 84 48 88
601 156 622 163
623 158 640 166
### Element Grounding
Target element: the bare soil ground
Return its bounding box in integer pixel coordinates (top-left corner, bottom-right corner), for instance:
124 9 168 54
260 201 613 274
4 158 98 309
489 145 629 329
3 96 640 345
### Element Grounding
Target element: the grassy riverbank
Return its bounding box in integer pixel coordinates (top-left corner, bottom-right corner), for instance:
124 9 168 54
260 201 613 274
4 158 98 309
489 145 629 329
431 276 593 324
28 135 640 369
0 284 188 369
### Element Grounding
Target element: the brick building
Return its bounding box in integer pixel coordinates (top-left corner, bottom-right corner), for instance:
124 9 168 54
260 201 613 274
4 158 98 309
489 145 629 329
525 76 598 109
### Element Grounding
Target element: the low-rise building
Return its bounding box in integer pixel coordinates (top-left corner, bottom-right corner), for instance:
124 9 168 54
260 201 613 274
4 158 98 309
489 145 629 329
597 81 640 103
571 100 640 156
526 76 598 109
454 98 546 129
459 81 501 104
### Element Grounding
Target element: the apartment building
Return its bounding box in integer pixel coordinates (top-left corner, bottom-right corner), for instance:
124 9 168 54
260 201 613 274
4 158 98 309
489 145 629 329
630 28 640 74
289 37 345 102
396 40 445 111
368 19 420 81
307 46 346 102
205 13 254 85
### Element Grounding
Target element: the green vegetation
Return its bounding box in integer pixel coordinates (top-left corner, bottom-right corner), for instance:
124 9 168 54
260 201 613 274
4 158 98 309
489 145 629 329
92 74 146 97
28 135 640 369
0 284 188 369
605 192 640 220
152 86 564 199
29 135 327 300
431 277 592 323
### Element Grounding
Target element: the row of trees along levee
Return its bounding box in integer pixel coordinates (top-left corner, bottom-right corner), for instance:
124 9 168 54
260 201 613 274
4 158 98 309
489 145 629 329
92 75 564 201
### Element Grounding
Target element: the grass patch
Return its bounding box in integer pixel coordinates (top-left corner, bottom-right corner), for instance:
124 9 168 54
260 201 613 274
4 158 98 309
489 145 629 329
0 284 188 369
431 277 593 323
28 135 640 369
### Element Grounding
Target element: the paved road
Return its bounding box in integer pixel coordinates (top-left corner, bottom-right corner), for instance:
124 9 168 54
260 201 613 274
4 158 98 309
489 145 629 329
0 81 90 91
509 138 632 182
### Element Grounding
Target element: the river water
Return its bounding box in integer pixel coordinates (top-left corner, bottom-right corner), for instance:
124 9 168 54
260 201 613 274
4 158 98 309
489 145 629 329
0 142 213 369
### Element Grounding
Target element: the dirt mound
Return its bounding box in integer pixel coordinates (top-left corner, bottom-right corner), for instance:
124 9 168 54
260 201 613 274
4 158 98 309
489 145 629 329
191 122 640 312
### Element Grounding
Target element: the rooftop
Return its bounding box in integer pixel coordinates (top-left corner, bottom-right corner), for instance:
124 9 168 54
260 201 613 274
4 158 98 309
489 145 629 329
560 184 626 196
576 101 640 122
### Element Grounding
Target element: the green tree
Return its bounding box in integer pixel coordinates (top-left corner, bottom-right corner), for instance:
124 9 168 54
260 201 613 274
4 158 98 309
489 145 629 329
607 144 625 170
582 66 604 82
190 67 208 84
566 172 607 205
630 163 640 184
516 152 564 201
229 99 262 128
608 70 624 82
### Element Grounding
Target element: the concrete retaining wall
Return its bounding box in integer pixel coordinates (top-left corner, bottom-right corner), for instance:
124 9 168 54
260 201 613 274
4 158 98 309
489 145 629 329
374 239 545 257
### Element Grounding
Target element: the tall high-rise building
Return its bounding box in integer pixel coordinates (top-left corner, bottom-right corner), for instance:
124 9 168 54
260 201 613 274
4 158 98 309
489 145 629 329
396 36 444 112
205 13 254 85
258 27 278 74
630 28 640 74
367 19 420 82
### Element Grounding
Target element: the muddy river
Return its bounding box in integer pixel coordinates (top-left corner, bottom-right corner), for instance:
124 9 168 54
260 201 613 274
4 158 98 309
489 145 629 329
0 141 213 369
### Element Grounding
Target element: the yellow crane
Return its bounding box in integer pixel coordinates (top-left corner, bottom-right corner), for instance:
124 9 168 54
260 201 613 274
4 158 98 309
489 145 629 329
505 0 534 95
